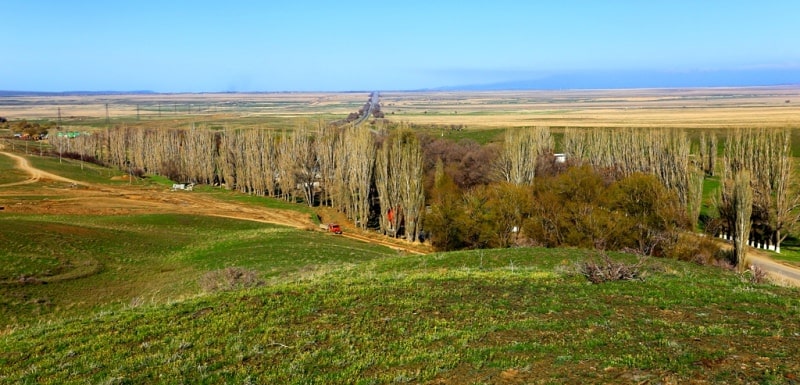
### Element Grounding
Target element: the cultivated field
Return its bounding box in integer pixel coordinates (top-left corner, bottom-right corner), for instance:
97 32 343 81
3 87 800 132
383 87 800 129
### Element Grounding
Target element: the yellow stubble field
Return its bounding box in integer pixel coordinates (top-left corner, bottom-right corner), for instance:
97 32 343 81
1 87 799 130
381 87 800 128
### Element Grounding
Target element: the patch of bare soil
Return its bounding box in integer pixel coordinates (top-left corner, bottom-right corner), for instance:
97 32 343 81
0 144 309 228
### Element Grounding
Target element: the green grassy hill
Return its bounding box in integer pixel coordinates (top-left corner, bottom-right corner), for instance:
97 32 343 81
2 244 798 384
0 214 396 326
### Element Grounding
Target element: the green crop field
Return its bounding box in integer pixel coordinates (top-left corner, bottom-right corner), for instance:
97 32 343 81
2 247 798 384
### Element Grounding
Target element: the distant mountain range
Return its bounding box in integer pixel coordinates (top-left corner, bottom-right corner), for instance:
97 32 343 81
434 68 800 91
3 68 800 94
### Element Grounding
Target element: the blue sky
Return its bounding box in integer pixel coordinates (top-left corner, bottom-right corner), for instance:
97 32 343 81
3 0 800 92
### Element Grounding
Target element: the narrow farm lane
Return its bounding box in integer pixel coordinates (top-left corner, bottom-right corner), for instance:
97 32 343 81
0 148 82 187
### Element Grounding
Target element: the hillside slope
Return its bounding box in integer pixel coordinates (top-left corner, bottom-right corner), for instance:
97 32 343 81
2 248 798 384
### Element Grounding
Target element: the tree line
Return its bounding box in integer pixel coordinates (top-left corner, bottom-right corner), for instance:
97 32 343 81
50 123 798 266
52 122 425 242
423 126 797 269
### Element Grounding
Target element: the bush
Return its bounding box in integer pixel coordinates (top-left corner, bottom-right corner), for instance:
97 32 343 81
159 159 184 182
743 264 770 284
198 267 264 293
59 151 101 165
664 234 723 264
578 253 645 284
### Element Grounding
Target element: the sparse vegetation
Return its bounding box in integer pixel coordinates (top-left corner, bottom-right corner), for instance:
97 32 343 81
198 267 264 292
2 248 799 384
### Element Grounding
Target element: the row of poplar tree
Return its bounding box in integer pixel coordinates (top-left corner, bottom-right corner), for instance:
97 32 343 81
51 123 797 257
492 126 797 267
51 123 426 242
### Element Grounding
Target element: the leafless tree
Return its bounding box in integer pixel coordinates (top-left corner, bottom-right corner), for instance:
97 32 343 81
375 130 425 241
496 126 552 185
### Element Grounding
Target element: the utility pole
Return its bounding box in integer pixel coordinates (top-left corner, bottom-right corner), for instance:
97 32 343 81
105 103 110 125
137 104 140 120
57 107 62 130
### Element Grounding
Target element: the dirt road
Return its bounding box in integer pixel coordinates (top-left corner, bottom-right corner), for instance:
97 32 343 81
0 149 81 187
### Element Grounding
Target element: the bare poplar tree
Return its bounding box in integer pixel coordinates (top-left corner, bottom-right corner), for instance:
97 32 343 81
375 132 403 237
731 170 753 271
768 129 799 252
127 127 146 172
275 127 317 204
108 125 128 169
687 166 705 229
343 126 376 228
698 132 717 176
315 123 341 207
290 125 318 206
332 130 352 214
399 131 425 242
183 127 216 185
562 127 588 163
217 129 239 190
720 128 798 252
375 130 424 241
497 126 552 185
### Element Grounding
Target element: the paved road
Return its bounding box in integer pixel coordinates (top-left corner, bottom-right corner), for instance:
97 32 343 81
748 252 800 287
715 234 800 287
353 92 379 126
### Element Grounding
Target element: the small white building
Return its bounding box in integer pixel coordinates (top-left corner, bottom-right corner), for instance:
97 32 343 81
172 183 194 191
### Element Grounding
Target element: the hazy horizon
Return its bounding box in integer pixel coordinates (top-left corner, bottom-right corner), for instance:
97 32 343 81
4 1 800 93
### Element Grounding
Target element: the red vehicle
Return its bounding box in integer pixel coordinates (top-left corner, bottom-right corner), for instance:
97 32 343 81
327 223 342 234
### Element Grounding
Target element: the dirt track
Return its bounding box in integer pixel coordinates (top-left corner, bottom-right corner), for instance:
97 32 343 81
0 145 427 254
0 149 80 187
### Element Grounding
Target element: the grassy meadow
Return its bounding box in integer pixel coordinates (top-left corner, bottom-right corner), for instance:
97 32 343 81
0 213 397 327
0 154 28 185
2 247 799 384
